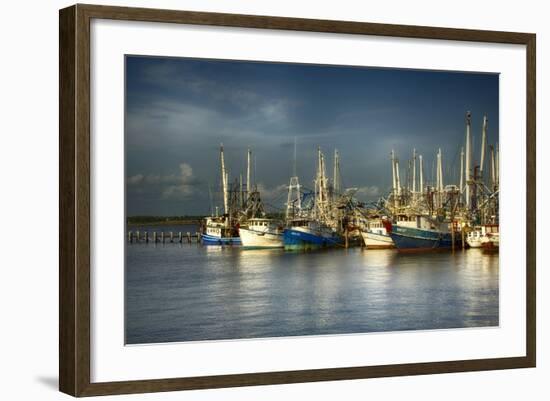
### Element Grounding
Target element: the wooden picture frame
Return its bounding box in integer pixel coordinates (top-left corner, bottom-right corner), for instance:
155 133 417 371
59 3 536 397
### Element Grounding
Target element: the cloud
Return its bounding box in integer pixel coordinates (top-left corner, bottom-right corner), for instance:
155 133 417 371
162 163 196 199
135 60 295 118
127 174 144 185
355 186 381 198
127 163 199 200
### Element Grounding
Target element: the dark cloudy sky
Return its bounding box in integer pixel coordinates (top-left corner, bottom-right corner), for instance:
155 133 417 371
125 56 499 216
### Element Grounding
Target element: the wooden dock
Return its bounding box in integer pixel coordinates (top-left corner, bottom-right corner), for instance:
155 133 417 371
128 230 201 244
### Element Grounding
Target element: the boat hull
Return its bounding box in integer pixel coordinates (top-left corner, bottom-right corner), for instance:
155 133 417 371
466 238 483 248
389 225 461 252
482 235 499 251
201 233 241 245
239 228 283 248
283 228 343 251
361 231 394 249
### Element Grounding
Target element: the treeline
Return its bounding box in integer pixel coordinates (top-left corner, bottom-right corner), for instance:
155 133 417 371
127 215 205 225
128 213 287 226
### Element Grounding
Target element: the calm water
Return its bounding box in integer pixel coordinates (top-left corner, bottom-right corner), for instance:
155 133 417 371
125 224 499 344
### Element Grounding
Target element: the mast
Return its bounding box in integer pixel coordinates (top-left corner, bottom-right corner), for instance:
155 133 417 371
286 140 301 220
412 149 417 193
495 144 499 189
322 152 327 201
435 148 444 209
490 145 496 190
391 149 397 206
315 147 322 219
438 148 444 192
407 159 412 192
333 149 340 194
220 144 228 215
225 172 229 212
246 148 251 195
460 147 464 196
239 174 243 208
395 159 401 197
480 116 488 176
435 148 441 207
419 154 424 195
465 112 472 209
315 147 329 221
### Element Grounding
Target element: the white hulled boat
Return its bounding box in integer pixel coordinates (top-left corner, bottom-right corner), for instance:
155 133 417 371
361 217 394 249
238 218 284 248
201 144 241 245
467 224 499 249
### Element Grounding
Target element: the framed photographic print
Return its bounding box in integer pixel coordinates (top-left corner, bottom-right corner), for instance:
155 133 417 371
59 4 536 397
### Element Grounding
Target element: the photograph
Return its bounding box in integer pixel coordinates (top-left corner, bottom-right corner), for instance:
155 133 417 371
124 55 500 345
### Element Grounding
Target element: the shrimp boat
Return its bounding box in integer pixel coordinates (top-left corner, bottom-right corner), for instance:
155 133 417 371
283 218 343 250
467 224 499 250
201 144 241 246
385 214 462 252
283 147 343 250
361 217 394 249
239 218 284 248
202 216 241 245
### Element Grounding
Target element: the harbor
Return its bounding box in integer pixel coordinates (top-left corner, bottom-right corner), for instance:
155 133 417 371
125 111 500 344
128 112 499 254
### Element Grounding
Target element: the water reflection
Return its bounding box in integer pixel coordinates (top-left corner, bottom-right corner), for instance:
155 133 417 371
126 237 499 344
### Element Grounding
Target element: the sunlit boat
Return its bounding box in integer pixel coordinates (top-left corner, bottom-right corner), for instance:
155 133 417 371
471 224 499 249
283 218 343 251
238 218 284 248
201 144 242 246
361 217 394 249
467 224 499 250
385 215 462 252
201 216 241 245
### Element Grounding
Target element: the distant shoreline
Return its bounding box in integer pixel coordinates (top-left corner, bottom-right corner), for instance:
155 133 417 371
127 218 203 226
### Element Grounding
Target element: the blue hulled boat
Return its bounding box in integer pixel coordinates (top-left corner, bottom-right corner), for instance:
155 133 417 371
385 215 461 252
201 216 241 245
283 219 343 251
